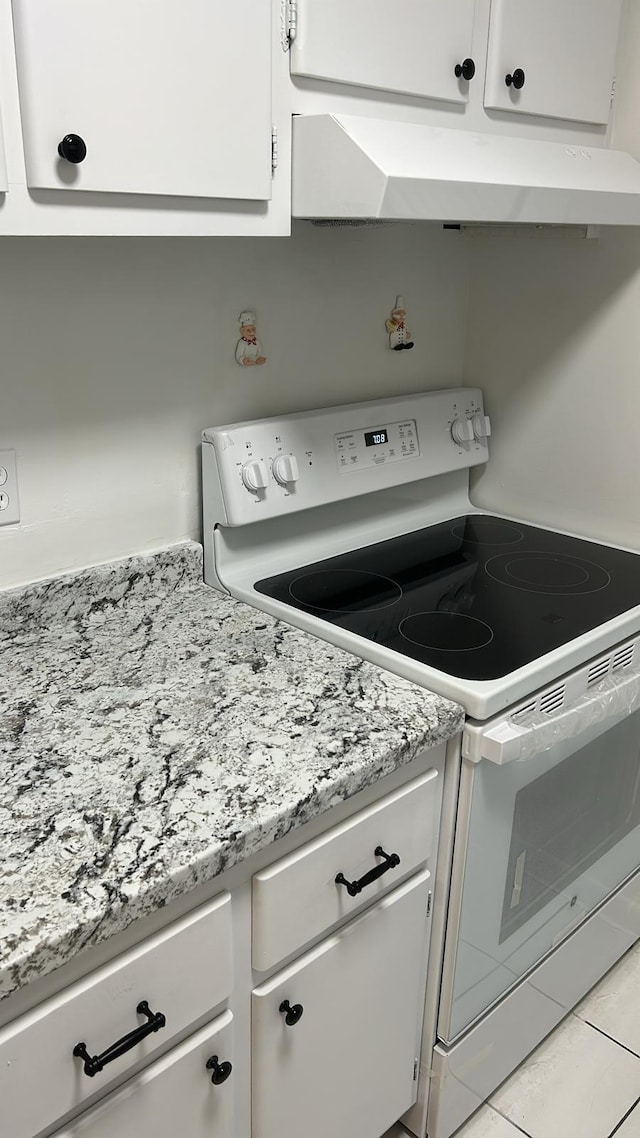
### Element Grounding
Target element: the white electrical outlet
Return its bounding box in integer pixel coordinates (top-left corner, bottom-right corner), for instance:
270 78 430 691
0 449 20 525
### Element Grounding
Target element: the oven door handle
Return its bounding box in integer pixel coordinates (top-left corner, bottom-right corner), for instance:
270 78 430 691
465 663 640 766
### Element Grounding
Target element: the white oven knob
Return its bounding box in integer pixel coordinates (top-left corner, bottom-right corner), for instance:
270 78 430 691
451 417 474 445
242 459 269 491
473 414 492 441
272 453 299 486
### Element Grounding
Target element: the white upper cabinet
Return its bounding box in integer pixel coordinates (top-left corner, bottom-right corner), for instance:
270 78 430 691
11 0 272 200
484 0 624 125
290 0 477 104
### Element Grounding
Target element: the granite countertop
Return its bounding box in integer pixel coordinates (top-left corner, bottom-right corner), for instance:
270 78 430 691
0 542 463 1004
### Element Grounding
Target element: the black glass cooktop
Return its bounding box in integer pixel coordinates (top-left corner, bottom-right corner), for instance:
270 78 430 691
255 515 640 681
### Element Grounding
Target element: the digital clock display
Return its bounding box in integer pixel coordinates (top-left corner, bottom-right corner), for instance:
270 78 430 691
364 428 389 448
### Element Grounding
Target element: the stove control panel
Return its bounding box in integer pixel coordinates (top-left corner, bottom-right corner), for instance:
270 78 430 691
203 387 489 527
335 419 419 472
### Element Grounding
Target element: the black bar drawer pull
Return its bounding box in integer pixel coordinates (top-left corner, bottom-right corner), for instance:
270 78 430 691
335 846 401 897
73 1001 167 1077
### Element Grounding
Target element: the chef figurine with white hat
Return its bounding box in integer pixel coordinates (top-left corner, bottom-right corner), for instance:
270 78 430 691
235 310 267 367
385 295 414 351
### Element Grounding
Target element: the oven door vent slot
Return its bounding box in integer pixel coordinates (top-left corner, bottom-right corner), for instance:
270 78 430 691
588 643 634 687
538 685 565 714
514 700 537 719
613 644 634 671
513 684 566 721
588 657 611 686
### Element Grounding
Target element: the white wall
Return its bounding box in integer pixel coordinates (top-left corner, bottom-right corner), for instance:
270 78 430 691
465 225 640 549
464 0 640 551
0 223 470 588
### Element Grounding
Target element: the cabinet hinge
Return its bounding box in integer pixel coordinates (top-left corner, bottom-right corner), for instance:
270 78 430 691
413 1058 419 1082
611 76 617 102
281 0 297 51
271 126 278 176
426 890 432 918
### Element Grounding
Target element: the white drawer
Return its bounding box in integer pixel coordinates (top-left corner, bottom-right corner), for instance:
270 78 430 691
0 892 232 1138
253 769 440 971
53 1011 234 1138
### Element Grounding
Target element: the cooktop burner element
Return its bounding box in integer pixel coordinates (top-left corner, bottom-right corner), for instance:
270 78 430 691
400 611 494 652
256 515 640 681
485 551 611 595
289 569 402 613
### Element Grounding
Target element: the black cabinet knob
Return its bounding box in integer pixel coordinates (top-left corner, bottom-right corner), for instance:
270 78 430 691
279 1000 304 1026
206 1055 232 1085
455 58 476 81
505 69 526 90
58 134 87 164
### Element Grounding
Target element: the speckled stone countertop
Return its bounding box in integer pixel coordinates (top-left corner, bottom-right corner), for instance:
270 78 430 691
0 542 463 1004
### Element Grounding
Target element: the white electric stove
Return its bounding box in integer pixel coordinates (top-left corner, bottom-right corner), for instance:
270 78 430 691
202 389 640 1138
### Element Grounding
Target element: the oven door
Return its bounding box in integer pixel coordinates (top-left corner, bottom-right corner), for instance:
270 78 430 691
439 663 640 1044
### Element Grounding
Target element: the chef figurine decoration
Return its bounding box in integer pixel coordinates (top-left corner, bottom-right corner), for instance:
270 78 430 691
235 310 267 367
385 295 414 351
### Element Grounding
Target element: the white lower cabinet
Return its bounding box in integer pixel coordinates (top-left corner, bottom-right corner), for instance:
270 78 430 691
0 893 233 1138
252 869 432 1138
1 757 447 1138
52 1011 234 1138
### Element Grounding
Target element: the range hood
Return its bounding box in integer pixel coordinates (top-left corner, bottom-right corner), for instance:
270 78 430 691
292 114 640 226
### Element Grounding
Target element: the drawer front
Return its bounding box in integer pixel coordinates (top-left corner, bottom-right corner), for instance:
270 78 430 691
53 1011 234 1138
0 892 232 1138
252 870 432 1138
253 767 440 971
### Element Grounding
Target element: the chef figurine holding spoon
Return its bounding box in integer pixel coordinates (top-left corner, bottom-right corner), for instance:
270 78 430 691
385 295 415 351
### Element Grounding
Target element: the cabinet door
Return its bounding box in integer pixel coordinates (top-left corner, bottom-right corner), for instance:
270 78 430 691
484 0 623 124
252 870 432 1138
290 0 477 104
12 0 272 199
53 1012 234 1138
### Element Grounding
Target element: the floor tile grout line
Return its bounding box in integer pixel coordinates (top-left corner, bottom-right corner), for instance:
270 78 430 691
489 1102 535 1138
576 1014 640 1060
607 1093 640 1137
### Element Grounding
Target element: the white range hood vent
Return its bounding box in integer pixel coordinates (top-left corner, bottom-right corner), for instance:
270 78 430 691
292 114 640 226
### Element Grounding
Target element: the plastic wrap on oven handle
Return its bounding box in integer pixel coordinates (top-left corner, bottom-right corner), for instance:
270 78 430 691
467 663 640 765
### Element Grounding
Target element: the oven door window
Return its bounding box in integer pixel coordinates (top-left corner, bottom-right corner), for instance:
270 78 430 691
443 707 640 1043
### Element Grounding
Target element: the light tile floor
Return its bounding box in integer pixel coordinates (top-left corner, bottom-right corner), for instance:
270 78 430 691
383 939 640 1138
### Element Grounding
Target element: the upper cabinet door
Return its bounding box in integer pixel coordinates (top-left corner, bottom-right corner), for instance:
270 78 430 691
11 0 272 200
290 0 477 104
484 0 624 124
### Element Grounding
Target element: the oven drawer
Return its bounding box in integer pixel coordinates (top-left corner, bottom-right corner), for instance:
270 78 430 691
252 767 441 971
0 892 232 1138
